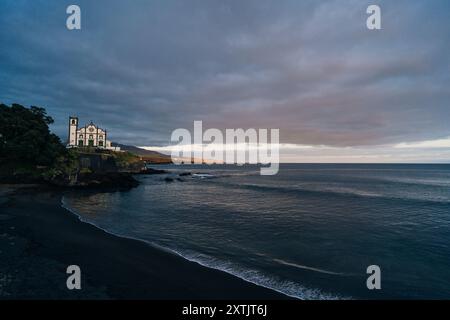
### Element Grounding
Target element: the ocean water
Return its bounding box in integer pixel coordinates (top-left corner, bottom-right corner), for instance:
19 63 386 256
62 164 450 299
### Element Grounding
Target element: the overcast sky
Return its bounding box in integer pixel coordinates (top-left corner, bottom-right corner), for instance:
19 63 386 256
1 0 449 162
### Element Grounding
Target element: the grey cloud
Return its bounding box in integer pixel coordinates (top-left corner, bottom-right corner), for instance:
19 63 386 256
0 0 449 147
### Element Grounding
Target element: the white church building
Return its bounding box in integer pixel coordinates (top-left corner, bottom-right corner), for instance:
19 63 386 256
67 116 120 151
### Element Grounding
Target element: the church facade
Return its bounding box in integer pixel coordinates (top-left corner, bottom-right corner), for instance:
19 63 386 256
67 116 120 151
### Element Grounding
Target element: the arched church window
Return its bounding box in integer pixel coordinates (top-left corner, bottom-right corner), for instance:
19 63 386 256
79 134 83 139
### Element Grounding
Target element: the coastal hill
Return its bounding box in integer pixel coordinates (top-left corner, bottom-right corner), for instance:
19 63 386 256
112 143 171 164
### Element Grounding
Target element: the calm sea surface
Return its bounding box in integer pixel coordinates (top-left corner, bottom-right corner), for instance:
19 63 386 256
62 164 450 299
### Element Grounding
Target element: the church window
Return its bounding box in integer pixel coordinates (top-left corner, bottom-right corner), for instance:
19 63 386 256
89 135 93 139
79 134 83 139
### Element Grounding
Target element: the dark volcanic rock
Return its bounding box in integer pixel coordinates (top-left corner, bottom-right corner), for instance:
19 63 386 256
72 172 139 190
48 172 139 191
1 172 139 191
137 168 168 175
1 170 140 191
0 173 45 184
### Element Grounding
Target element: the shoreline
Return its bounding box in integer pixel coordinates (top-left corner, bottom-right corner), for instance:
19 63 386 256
0 185 289 299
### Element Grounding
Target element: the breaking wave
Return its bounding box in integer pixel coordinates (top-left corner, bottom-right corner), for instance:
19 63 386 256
164 248 347 300
273 258 348 276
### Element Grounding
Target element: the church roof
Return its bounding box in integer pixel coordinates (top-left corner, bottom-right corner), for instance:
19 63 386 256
80 121 106 132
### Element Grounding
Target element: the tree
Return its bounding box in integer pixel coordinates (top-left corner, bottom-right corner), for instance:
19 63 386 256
0 103 66 167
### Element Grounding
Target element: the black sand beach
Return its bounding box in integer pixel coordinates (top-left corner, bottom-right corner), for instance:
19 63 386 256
0 185 288 299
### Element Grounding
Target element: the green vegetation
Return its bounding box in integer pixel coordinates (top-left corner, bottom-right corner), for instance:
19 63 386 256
0 103 76 182
0 104 85 183
113 151 142 168
0 103 66 168
40 149 80 182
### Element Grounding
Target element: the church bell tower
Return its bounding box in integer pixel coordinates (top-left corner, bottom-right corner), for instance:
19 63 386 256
68 116 78 146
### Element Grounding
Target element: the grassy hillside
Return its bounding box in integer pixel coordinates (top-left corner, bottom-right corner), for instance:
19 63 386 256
112 143 172 164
